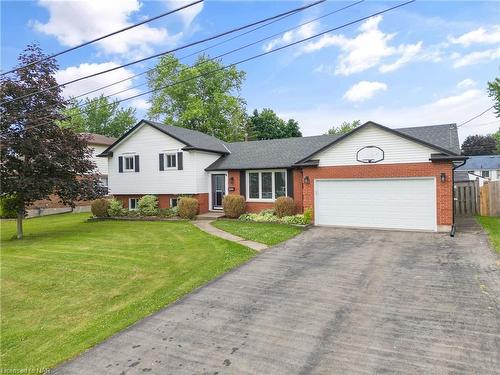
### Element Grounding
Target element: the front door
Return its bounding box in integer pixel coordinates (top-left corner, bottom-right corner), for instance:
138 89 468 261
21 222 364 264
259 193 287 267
212 174 225 210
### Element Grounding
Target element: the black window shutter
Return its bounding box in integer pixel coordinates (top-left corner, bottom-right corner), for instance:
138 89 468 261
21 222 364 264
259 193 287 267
118 156 123 173
134 155 140 172
240 171 246 196
177 152 183 170
287 169 294 198
159 153 164 171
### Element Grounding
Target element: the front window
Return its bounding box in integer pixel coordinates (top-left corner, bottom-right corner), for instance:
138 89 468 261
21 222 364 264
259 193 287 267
124 156 134 171
482 170 490 178
165 153 176 169
129 198 138 210
247 170 287 201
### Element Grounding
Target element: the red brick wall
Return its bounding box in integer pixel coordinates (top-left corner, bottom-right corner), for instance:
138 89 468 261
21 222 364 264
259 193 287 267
30 195 92 209
114 193 209 214
301 162 453 226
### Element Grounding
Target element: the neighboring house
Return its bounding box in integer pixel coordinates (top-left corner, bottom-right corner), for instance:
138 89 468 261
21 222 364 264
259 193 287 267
455 155 500 185
99 120 464 232
27 133 116 216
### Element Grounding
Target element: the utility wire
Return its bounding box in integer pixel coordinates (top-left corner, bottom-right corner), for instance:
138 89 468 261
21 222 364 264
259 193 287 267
458 106 495 127
0 0 325 106
0 0 204 76
12 0 415 132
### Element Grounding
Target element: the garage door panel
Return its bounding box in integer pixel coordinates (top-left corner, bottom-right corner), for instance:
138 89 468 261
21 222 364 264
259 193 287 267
315 178 436 231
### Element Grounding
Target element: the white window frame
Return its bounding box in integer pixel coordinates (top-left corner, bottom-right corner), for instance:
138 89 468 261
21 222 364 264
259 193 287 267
129 198 139 211
482 170 490 178
123 155 135 172
246 169 287 202
170 197 178 208
165 152 177 170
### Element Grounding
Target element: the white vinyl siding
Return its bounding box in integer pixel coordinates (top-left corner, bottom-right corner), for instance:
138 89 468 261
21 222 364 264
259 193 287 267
107 124 221 194
314 178 437 231
91 144 108 175
315 125 439 166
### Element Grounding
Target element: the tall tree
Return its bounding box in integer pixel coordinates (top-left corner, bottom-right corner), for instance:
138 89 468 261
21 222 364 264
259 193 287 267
461 134 497 155
58 95 136 137
0 44 104 239
148 54 247 142
325 120 361 135
247 108 302 140
487 77 500 117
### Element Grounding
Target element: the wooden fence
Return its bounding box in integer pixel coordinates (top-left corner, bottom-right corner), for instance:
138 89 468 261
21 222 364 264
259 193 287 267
454 180 500 217
454 180 479 216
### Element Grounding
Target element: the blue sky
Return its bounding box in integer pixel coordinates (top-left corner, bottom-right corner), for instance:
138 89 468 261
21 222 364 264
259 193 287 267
1 0 499 143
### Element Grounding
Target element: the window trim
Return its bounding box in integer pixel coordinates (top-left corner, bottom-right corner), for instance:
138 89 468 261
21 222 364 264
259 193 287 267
129 198 139 211
170 197 178 208
245 169 287 202
123 155 135 172
160 151 178 171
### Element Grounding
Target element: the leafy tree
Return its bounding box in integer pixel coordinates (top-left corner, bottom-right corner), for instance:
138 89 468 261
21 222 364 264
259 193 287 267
148 54 247 142
59 94 136 137
0 44 105 239
461 134 497 155
325 120 361 135
493 128 500 154
247 108 302 140
487 77 500 117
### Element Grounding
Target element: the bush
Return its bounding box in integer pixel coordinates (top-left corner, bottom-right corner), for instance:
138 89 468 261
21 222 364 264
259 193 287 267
223 195 246 218
281 214 307 225
107 198 126 216
303 207 313 224
138 195 159 216
274 196 295 218
159 207 178 218
0 194 19 218
178 197 198 219
91 198 110 217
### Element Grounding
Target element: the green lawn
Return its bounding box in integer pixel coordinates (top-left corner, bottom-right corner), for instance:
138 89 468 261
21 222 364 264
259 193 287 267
477 216 500 253
0 213 255 371
212 219 303 245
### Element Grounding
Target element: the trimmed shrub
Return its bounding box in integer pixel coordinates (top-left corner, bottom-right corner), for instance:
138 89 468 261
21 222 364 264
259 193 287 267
281 214 307 225
303 207 313 224
178 197 198 219
138 195 159 216
0 195 19 218
274 196 295 218
223 195 246 218
91 199 110 217
159 207 178 218
107 198 126 216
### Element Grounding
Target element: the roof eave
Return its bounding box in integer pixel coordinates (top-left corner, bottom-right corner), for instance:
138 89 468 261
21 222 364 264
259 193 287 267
429 154 468 161
182 146 228 155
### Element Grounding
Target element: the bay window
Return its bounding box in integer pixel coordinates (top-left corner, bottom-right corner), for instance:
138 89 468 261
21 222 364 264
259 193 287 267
247 170 287 201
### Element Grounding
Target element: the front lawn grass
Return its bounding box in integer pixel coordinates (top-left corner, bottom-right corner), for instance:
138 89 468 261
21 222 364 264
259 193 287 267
212 219 303 245
477 216 500 253
0 213 255 371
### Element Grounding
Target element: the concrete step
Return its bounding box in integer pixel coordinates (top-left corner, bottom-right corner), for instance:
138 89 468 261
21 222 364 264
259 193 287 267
196 211 225 220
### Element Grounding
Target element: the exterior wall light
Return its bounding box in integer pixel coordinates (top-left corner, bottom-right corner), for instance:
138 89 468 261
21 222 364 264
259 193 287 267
304 176 310 184
440 172 446 183
229 176 234 185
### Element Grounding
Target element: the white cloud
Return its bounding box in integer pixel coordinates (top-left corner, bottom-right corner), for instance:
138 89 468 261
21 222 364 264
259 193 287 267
167 0 204 28
429 89 481 108
33 0 181 58
456 78 476 89
55 62 149 112
449 26 500 47
343 81 387 102
263 22 319 52
452 47 500 68
301 15 424 75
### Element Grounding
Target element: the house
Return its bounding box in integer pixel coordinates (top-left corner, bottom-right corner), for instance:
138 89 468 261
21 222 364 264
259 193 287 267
27 133 116 216
99 120 465 232
455 155 500 185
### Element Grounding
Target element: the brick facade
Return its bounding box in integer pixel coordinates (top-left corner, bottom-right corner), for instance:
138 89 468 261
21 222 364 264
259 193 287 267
114 193 209 214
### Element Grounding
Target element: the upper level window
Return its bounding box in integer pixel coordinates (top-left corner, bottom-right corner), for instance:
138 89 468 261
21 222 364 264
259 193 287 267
166 153 176 169
124 156 134 171
482 170 490 178
247 170 287 201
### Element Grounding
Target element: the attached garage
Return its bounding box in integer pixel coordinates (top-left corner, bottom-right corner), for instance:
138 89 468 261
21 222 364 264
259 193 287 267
314 178 437 231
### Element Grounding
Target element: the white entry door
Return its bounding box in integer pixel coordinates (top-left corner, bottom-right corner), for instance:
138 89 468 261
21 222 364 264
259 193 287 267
314 178 437 231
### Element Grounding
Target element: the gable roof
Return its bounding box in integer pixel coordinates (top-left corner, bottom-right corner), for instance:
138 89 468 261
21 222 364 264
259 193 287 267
456 155 500 170
207 121 461 170
98 120 229 156
81 133 116 146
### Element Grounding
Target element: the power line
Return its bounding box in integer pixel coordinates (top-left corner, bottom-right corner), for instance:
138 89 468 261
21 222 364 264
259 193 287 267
0 0 325 106
12 0 415 132
458 106 495 127
0 0 204 76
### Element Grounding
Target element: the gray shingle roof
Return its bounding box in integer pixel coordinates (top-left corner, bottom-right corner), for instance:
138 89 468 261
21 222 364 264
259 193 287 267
206 122 461 170
456 155 500 170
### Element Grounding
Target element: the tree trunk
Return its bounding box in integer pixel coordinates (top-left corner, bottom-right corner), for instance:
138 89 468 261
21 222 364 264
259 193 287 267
17 210 23 240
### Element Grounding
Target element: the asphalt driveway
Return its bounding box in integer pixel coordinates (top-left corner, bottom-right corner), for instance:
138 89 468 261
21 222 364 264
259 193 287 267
53 226 499 374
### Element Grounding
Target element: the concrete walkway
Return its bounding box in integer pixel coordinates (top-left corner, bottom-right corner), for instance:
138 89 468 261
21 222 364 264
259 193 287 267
191 220 268 251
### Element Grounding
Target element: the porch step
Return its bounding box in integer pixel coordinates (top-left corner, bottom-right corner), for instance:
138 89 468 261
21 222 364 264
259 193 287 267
196 211 225 220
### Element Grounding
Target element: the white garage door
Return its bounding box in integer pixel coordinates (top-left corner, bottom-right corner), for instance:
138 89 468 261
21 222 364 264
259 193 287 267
315 178 437 231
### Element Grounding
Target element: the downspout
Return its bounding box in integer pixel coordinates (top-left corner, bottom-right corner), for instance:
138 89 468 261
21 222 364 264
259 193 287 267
450 159 467 237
